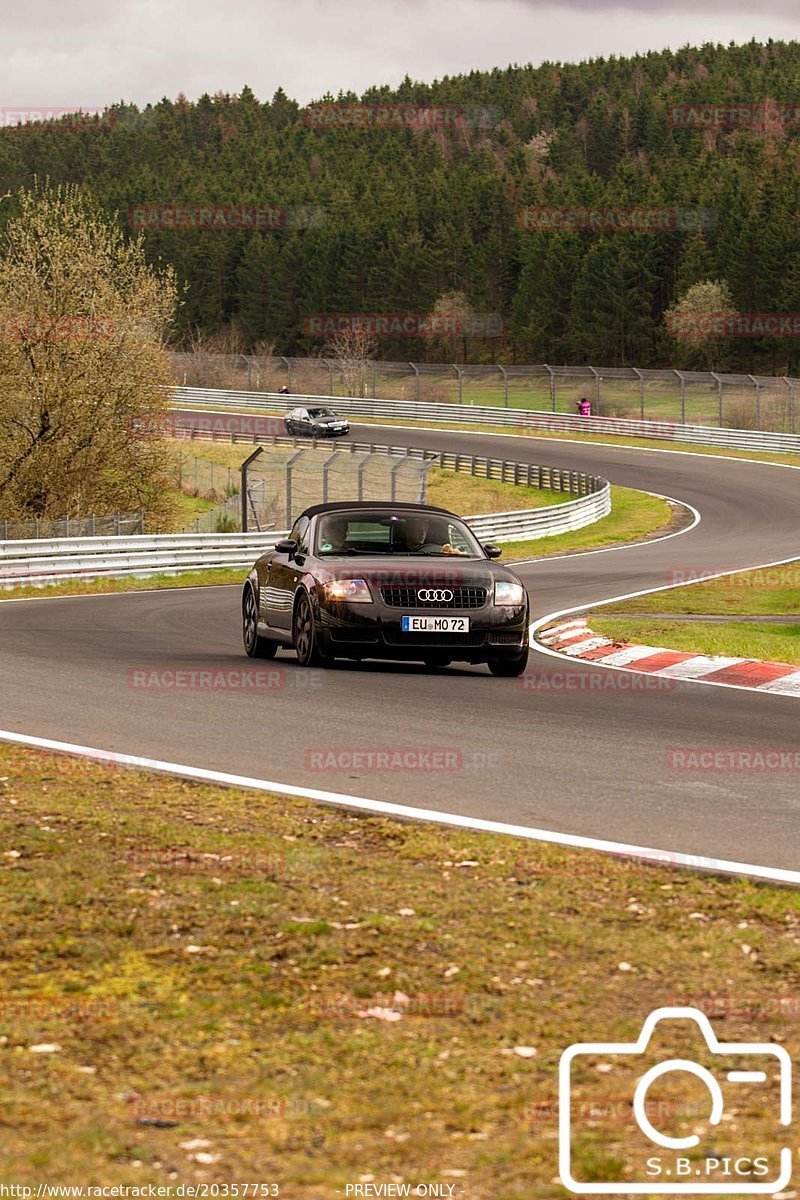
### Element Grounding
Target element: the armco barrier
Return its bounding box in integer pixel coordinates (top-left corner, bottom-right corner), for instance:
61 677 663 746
1 449 610 588
0 532 283 588
171 386 800 455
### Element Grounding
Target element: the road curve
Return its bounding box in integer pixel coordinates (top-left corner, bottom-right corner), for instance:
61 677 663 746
2 422 799 874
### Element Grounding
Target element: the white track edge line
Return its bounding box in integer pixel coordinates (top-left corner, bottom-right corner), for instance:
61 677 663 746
507 492 701 566
1 727 798 888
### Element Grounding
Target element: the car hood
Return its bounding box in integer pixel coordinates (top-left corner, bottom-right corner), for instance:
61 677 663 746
312 417 347 425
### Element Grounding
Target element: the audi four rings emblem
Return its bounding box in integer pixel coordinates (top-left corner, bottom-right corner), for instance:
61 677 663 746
418 589 454 602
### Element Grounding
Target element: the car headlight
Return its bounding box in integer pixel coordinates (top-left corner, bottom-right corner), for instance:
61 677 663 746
322 578 373 603
494 581 525 606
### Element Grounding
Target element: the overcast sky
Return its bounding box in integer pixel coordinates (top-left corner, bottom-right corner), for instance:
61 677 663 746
3 0 800 112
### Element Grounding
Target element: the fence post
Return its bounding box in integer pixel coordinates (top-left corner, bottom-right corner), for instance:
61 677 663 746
410 362 420 402
749 376 761 430
499 365 508 407
785 378 797 434
284 448 305 524
357 454 369 501
589 366 601 407
390 458 405 502
545 365 556 412
240 446 264 533
675 371 687 424
632 367 644 419
711 372 723 427
321 452 339 504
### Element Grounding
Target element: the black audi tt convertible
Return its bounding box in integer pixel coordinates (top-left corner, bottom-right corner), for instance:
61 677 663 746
242 501 529 675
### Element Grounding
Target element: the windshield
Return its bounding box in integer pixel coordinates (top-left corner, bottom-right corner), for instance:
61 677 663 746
307 407 336 418
315 512 483 557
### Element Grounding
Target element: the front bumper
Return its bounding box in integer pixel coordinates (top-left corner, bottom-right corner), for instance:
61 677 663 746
315 595 528 661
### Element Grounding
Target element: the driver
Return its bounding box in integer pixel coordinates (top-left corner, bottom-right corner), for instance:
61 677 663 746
320 516 350 553
403 516 433 552
401 517 466 556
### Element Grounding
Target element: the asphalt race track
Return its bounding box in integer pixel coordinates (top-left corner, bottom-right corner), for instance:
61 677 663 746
2 419 800 875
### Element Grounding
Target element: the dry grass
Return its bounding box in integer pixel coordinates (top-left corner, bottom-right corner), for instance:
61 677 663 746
1 743 798 1193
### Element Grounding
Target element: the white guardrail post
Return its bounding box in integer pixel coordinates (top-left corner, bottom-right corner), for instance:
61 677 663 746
170 385 800 455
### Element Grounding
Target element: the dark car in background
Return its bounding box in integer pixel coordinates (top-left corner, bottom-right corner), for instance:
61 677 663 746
284 405 350 438
242 501 530 676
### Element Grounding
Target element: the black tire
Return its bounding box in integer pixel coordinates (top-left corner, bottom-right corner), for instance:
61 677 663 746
293 592 333 667
487 648 529 678
243 586 278 659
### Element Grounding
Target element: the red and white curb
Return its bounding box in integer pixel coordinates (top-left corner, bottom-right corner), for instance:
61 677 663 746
537 618 800 697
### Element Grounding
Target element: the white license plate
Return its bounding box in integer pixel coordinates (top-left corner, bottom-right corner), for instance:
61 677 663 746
401 615 470 633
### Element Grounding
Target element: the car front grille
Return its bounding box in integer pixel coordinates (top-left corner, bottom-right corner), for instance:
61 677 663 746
379 586 487 609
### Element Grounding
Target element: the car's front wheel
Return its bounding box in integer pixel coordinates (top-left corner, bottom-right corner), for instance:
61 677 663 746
487 648 529 677
243 586 278 658
293 592 333 667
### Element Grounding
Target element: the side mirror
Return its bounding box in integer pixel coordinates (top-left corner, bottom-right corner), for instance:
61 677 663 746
484 544 502 560
275 539 298 555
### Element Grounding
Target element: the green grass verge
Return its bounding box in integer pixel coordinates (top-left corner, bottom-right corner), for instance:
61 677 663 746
590 616 800 666
1 570 245 603
174 493 218 524
501 486 673 561
425 466 564 514
598 563 800 618
1 741 798 1192
589 561 800 665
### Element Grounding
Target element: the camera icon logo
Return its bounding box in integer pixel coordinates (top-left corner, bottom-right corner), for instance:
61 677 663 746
559 1006 791 1194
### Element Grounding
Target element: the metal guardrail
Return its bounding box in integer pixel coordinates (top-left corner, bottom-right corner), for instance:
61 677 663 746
0 532 283 588
171 352 800 433
466 490 610 543
1 443 610 587
171 386 800 455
